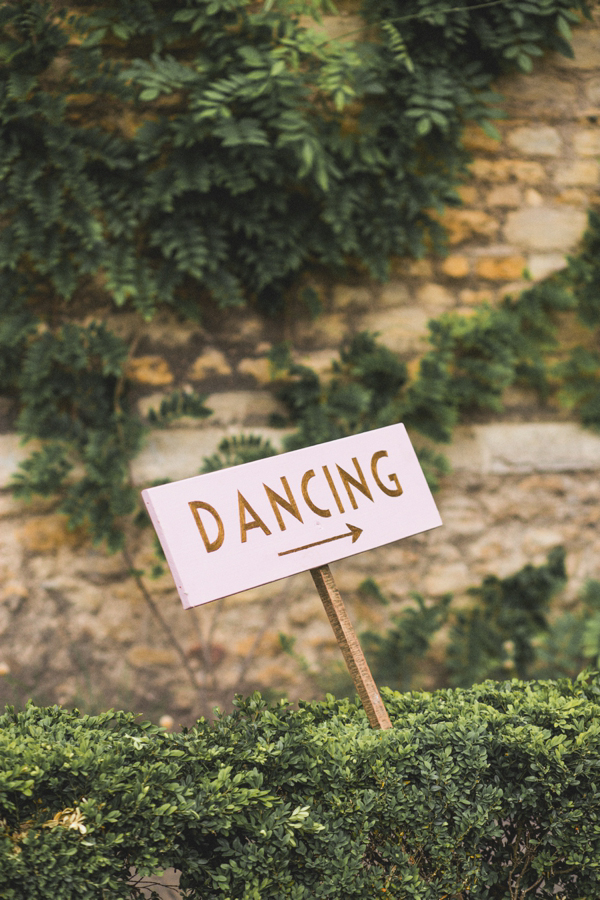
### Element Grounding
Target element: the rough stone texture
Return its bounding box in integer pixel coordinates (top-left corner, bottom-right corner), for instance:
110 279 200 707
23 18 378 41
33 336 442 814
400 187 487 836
1 16 600 722
1 430 598 721
126 356 174 386
188 349 232 379
475 254 527 280
504 207 588 250
507 126 561 156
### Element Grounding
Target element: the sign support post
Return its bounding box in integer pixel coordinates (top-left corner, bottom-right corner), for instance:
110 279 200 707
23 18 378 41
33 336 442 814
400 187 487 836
310 563 392 730
142 424 442 731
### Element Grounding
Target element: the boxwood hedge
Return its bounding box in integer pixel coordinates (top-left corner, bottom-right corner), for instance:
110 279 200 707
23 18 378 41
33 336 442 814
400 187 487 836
2 676 600 898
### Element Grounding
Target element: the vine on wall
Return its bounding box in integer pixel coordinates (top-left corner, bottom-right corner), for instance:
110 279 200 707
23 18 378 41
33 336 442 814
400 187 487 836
0 0 595 554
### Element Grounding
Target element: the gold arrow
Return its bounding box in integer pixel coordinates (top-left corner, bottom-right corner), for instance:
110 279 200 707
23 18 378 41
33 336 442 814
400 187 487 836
278 523 363 557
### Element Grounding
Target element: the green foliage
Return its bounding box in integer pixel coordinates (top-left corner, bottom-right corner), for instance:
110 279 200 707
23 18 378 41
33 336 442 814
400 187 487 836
145 389 211 427
448 546 567 685
4 681 600 898
9 322 143 551
0 0 596 549
200 434 278 472
359 550 600 696
271 274 574 483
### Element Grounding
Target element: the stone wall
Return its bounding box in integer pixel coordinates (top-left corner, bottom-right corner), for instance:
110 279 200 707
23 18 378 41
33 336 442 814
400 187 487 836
0 15 599 725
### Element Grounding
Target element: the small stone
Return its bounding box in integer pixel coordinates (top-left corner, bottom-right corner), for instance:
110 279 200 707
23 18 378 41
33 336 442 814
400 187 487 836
527 254 567 280
441 255 470 277
332 285 373 310
439 208 497 244
457 186 478 205
378 282 411 307
237 357 271 384
552 29 600 69
504 207 586 250
496 73 577 117
574 130 600 157
556 160 599 186
126 356 174 386
127 645 176 668
487 184 521 207
459 289 495 306
188 349 231 379
363 306 430 352
423 563 472 596
471 159 546 184
525 189 544 207
507 126 561 156
462 124 501 153
19 515 86 555
416 283 455 310
476 255 526 280
206 390 282 426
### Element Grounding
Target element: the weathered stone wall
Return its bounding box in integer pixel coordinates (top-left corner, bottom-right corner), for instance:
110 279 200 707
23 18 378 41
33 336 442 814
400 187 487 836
0 15 599 725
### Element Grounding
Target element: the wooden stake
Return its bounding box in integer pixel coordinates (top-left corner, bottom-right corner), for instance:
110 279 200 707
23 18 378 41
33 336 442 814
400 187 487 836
311 564 392 730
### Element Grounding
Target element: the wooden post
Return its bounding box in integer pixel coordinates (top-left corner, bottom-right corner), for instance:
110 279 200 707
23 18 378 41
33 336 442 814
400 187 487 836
311 564 392 730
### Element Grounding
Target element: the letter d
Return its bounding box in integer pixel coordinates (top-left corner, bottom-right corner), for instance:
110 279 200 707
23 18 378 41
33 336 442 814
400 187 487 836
189 501 225 553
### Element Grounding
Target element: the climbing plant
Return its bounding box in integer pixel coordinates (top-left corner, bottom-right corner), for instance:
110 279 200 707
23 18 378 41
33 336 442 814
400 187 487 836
0 0 594 551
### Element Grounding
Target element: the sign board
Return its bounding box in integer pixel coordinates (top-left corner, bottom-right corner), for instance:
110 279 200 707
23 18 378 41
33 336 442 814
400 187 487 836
142 423 442 609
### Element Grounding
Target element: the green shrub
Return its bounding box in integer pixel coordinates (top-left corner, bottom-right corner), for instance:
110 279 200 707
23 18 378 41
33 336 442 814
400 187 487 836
3 679 600 898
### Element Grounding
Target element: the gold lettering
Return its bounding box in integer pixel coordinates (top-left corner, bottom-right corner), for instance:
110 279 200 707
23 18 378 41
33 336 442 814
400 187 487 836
323 465 345 513
371 450 403 497
336 457 373 510
301 469 331 518
264 476 303 532
189 501 225 553
238 491 272 543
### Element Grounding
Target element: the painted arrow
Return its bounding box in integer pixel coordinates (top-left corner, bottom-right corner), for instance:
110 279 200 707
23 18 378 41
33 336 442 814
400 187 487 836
278 523 363 557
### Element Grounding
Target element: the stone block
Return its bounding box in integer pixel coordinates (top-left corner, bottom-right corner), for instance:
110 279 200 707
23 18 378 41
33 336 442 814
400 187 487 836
416 283 455 310
441 255 470 277
293 313 347 347
126 355 174 386
470 158 545 183
525 189 543 207
446 423 600 474
332 284 373 310
459 289 495 306
504 206 586 250
507 126 561 156
139 426 292 483
555 160 599 185
574 129 600 156
586 77 600 106
188 349 231 379
237 357 271 384
476 254 526 280
552 29 600 68
527 253 567 280
362 306 430 352
378 282 411 307
462 124 502 153
423 562 472 596
439 208 498 244
486 184 521 207
496 73 577 117
205 390 281 426
127 645 176 668
18 515 86 555
456 186 478 205
294 349 337 378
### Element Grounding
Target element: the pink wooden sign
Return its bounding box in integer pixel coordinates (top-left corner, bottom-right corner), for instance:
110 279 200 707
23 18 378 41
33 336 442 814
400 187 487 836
142 424 442 608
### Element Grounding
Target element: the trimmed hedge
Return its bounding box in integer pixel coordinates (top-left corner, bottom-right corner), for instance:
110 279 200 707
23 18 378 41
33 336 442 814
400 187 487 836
2 678 600 898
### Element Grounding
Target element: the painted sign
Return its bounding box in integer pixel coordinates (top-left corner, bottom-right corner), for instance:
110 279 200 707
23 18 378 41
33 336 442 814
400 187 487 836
142 423 442 608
